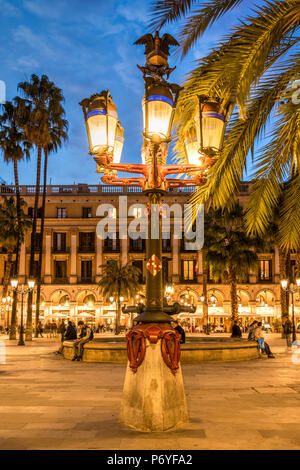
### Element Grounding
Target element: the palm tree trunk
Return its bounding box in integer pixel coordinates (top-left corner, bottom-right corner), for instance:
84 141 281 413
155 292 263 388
296 250 300 279
35 149 48 337
2 249 13 299
115 283 121 335
203 266 209 334
10 159 21 340
229 265 238 325
279 248 289 334
26 146 42 341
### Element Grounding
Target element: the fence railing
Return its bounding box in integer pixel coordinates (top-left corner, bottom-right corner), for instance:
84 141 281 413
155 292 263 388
0 182 251 196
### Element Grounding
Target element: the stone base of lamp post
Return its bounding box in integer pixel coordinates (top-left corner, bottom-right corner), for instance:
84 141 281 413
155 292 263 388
119 324 189 432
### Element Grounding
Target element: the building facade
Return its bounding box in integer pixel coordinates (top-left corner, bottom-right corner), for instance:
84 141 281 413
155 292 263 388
0 183 299 331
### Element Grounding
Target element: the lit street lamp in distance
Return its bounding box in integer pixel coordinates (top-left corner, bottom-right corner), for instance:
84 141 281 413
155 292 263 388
280 277 300 342
1 294 13 327
10 279 35 346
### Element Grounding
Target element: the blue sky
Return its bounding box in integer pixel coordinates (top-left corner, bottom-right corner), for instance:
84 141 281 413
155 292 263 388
0 0 259 185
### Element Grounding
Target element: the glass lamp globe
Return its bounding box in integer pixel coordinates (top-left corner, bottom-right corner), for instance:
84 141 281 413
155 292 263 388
142 84 174 142
196 100 226 154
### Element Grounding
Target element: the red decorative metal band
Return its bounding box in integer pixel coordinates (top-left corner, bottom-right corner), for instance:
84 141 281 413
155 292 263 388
126 329 146 373
161 330 181 375
126 323 181 374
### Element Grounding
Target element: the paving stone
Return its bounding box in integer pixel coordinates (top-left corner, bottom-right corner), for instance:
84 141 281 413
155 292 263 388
1 335 300 449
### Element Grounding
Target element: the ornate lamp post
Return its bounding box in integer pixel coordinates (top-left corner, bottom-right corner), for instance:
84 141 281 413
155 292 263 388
281 278 300 342
11 279 35 346
80 31 227 432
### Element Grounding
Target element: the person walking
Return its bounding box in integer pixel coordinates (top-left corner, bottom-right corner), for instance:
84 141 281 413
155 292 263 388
283 318 293 349
72 321 93 361
37 321 43 338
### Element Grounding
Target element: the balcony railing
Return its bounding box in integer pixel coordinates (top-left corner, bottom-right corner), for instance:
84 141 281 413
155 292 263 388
53 277 69 284
0 183 252 196
78 277 94 284
78 246 95 253
52 247 70 254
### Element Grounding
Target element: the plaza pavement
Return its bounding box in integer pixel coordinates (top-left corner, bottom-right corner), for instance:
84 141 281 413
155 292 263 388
0 333 300 450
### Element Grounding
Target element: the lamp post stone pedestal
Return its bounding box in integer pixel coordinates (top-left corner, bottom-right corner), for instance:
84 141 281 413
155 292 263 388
119 335 188 432
119 323 189 432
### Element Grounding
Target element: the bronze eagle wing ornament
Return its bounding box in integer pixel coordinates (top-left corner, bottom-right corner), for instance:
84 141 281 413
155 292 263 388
160 34 180 55
133 34 155 55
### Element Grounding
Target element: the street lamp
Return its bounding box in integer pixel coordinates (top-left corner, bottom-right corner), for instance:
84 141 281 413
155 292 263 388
80 91 119 167
10 279 35 346
200 293 209 335
80 31 228 432
1 295 13 328
281 277 300 342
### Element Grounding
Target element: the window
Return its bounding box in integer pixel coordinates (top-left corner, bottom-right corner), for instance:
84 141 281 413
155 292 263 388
132 260 144 283
53 233 66 252
3 261 16 278
130 238 145 252
28 207 42 218
81 260 92 281
82 207 92 218
259 260 272 281
162 234 171 252
32 260 39 278
31 233 42 251
208 264 220 283
57 207 67 219
181 260 196 281
181 233 196 251
79 232 95 252
54 261 67 279
104 233 119 252
162 258 169 285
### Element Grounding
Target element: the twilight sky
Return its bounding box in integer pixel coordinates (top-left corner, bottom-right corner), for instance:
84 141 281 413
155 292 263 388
0 0 259 185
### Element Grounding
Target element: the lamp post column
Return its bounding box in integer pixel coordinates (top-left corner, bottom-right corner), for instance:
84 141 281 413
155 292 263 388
291 287 296 343
119 146 188 432
18 289 25 346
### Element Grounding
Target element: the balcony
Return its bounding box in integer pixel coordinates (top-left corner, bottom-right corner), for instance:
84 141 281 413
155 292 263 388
78 277 94 284
78 246 95 253
180 277 198 284
0 183 255 197
52 247 70 254
103 240 120 253
53 277 69 284
129 240 146 253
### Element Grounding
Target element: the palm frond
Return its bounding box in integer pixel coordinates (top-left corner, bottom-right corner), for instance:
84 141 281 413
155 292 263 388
278 174 300 251
150 0 194 31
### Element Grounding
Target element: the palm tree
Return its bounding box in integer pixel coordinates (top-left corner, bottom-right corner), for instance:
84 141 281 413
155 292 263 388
151 0 300 252
0 101 31 339
35 122 67 338
0 197 31 337
259 193 292 328
98 260 141 335
16 74 67 340
203 203 260 325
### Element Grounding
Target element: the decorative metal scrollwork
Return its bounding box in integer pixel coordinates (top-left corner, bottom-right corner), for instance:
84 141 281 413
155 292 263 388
126 323 181 375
